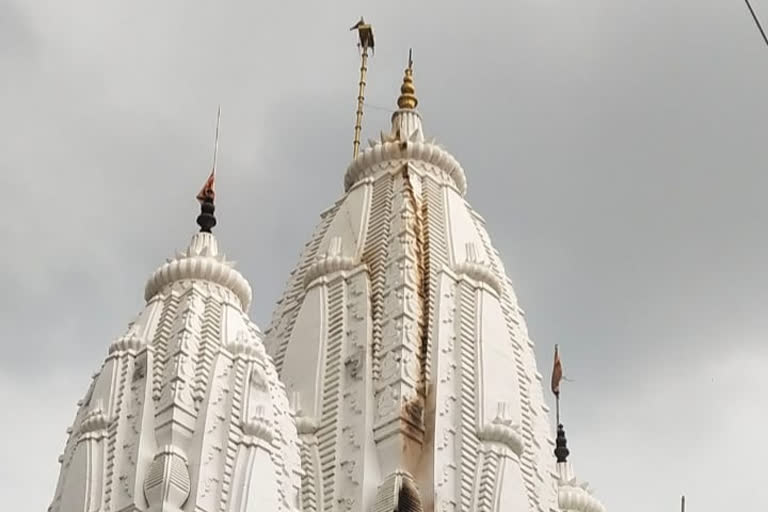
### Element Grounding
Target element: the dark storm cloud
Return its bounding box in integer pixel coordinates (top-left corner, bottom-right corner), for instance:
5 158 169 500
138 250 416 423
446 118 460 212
2 1 767 510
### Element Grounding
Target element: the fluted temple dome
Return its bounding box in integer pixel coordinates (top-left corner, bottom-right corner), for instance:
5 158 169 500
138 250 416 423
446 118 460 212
264 58 577 512
49 216 301 512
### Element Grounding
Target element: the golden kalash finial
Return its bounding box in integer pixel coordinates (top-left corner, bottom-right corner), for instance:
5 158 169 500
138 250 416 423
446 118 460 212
397 49 418 110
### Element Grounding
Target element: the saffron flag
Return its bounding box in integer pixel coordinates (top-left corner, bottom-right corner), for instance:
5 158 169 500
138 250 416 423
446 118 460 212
551 345 563 397
196 169 215 202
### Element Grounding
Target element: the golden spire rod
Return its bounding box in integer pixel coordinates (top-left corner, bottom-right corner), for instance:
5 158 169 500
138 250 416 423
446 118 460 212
350 17 374 158
397 48 418 110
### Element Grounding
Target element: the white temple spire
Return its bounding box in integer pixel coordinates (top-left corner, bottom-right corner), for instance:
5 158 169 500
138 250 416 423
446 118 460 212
49 172 301 512
262 49 603 512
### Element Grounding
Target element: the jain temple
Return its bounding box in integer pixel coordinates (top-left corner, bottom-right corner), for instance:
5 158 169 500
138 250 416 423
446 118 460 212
47 23 607 512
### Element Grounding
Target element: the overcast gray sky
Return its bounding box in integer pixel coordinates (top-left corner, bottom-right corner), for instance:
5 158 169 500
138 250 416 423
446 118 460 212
2 1 767 510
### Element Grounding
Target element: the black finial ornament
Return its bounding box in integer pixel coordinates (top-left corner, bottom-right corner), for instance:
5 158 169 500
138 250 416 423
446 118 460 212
196 107 220 233
554 423 570 463
196 195 216 233
196 169 216 233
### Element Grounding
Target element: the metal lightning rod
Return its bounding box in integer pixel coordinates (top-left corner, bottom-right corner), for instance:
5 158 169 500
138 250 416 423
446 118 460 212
212 105 221 175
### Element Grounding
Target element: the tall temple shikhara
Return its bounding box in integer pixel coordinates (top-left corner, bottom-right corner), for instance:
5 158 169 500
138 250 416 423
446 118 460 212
48 24 606 512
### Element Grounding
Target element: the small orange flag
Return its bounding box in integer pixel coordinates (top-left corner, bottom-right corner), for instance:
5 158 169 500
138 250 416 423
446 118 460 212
196 169 215 202
551 345 563 397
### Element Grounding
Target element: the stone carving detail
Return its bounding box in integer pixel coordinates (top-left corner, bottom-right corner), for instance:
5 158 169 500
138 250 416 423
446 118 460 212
242 406 274 444
144 232 252 310
345 134 468 195
109 329 145 354
224 330 266 361
344 348 363 381
558 479 606 512
295 415 320 435
372 470 425 512
370 167 427 452
143 446 191 509
375 386 398 419
304 236 360 289
477 403 524 456
78 403 110 436
453 243 503 295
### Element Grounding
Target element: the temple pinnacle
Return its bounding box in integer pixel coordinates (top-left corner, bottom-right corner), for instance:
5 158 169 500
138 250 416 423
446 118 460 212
196 171 216 233
554 423 570 463
397 49 418 110
196 108 220 233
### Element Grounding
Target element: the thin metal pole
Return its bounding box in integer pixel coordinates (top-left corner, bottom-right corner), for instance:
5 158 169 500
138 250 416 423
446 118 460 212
556 393 560 426
681 495 686 512
745 0 768 48
212 106 221 174
353 47 369 158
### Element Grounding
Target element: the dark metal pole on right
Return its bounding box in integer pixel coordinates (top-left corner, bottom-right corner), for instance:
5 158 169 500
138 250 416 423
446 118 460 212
745 0 768 48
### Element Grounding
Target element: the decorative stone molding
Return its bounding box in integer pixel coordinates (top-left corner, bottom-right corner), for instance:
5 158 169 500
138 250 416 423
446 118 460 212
78 405 110 436
372 470 424 512
143 445 191 510
144 232 252 310
303 237 359 289
294 415 320 435
477 405 524 456
345 137 467 196
241 407 274 445
558 480 606 512
453 243 503 295
108 330 145 354
224 331 267 361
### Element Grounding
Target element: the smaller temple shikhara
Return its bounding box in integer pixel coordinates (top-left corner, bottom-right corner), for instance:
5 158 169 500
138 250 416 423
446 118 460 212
48 20 606 512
